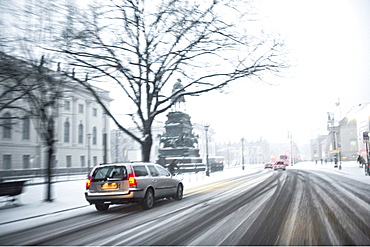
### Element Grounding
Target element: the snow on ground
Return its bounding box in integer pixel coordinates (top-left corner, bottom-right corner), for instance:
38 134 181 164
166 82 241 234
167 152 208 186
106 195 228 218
290 160 370 185
0 161 369 236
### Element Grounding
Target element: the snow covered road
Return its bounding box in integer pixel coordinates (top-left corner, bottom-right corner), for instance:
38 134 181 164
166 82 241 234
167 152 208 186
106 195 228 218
1 163 370 245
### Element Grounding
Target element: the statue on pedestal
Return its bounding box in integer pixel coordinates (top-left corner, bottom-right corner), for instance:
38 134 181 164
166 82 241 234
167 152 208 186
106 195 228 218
157 78 201 166
171 78 186 112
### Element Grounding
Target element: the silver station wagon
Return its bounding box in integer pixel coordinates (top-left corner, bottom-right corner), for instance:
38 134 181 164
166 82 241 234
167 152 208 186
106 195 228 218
85 162 184 211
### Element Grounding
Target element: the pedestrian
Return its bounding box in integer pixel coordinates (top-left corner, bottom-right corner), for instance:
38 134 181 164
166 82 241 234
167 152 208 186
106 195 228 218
357 155 365 168
357 155 361 167
168 159 179 176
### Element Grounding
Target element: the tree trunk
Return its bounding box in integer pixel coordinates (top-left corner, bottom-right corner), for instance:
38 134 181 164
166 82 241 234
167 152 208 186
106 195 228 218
141 134 153 162
45 145 53 202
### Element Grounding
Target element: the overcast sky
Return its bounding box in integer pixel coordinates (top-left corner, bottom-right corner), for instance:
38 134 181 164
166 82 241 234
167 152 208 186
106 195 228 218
182 0 370 145
106 0 370 146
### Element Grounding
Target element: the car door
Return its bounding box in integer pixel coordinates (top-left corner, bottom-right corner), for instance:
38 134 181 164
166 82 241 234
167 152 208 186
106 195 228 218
156 165 177 196
146 164 164 198
131 165 152 195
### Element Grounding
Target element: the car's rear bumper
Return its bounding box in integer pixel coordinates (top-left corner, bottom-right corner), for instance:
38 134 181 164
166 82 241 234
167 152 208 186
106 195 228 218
85 189 145 204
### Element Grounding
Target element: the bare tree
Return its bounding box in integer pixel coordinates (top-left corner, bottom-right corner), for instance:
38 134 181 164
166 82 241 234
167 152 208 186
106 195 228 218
27 56 65 202
52 0 287 162
0 51 66 201
0 0 76 201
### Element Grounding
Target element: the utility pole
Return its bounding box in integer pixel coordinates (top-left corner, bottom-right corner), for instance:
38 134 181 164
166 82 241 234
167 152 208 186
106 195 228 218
204 124 210 176
288 131 293 166
328 112 338 168
364 131 369 175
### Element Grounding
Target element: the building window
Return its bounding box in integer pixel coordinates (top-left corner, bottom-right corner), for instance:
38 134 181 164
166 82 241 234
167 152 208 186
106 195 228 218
93 156 97 166
51 155 57 168
80 156 85 167
3 155 11 170
78 123 83 144
92 127 97 145
66 155 72 168
93 108 97 117
22 116 30 140
64 121 70 143
64 100 70 111
78 104 84 113
103 133 106 147
23 155 30 169
2 112 12 139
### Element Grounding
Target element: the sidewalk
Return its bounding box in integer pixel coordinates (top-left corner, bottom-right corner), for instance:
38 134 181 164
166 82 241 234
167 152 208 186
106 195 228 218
290 160 370 184
0 161 369 236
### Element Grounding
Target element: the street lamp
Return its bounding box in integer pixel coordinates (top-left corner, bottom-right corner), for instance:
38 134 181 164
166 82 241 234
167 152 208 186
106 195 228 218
327 112 339 168
204 124 210 176
241 138 245 170
288 131 294 166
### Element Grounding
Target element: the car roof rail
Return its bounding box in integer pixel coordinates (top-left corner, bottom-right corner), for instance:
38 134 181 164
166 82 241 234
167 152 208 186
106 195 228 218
130 161 153 163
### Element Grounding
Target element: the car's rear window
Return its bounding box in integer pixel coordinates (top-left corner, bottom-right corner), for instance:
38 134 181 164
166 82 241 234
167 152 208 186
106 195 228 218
92 166 127 180
133 165 149 177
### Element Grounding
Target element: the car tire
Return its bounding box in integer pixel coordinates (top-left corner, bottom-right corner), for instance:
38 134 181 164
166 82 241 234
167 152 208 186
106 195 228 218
174 184 183 200
142 188 154 210
95 203 109 211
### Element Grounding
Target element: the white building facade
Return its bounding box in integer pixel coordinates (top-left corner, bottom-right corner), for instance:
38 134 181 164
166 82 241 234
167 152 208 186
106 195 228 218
0 80 112 175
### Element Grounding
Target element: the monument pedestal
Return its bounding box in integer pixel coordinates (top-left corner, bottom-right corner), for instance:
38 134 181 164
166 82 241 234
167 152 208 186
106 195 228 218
157 111 202 166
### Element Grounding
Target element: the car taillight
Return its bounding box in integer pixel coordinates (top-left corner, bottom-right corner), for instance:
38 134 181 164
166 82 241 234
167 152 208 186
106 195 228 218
128 174 137 187
86 177 92 189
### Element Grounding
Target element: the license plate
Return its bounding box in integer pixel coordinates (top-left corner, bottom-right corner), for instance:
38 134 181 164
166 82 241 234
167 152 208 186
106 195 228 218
101 183 119 190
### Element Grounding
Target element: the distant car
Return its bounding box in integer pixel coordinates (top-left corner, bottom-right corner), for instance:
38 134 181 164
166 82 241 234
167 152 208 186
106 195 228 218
85 162 184 211
264 163 273 169
274 161 286 171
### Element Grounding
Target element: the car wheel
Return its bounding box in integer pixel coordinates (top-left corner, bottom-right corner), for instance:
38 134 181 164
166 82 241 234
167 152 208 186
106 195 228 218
174 184 183 200
95 203 109 211
142 189 154 210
